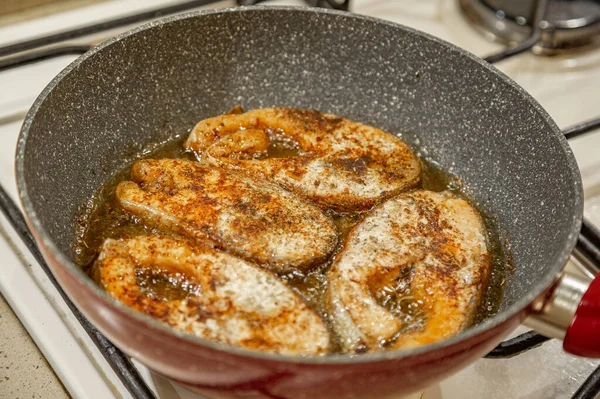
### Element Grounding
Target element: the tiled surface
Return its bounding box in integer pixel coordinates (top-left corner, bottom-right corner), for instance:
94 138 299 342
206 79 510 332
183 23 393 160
0 294 69 399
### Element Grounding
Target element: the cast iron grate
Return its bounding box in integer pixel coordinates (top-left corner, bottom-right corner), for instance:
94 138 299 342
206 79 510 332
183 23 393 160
0 0 598 398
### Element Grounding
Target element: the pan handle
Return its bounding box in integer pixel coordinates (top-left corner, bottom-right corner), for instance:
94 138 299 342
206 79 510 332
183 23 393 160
563 273 600 357
524 257 600 358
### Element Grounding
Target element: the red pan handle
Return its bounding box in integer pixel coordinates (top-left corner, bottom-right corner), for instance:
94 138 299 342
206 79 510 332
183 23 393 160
563 274 600 357
525 259 600 358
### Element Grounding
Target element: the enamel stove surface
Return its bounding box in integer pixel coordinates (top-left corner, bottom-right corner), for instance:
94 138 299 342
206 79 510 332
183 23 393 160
1 0 600 398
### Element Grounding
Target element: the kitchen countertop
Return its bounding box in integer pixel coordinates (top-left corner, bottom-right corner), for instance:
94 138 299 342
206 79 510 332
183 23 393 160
0 294 69 398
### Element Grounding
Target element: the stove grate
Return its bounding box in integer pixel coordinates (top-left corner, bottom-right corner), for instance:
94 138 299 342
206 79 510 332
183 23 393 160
0 1 599 398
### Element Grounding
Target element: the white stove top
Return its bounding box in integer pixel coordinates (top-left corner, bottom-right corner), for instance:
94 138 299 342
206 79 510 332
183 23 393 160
1 1 600 398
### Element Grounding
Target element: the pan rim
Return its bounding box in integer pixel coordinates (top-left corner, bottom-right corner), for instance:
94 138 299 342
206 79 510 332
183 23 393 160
15 5 583 365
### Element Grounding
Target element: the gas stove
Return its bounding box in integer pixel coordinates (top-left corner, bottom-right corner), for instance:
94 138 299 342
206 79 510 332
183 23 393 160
1 1 600 398
460 0 600 55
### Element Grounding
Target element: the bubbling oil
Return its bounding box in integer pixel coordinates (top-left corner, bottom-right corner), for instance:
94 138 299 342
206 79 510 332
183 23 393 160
74 127 509 354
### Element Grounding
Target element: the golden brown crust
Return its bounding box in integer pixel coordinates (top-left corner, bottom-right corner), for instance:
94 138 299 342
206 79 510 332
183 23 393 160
116 159 337 272
326 190 490 352
185 108 422 211
95 236 330 355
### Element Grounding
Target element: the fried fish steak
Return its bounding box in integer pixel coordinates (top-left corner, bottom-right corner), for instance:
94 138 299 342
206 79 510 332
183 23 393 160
185 108 422 211
115 159 337 272
94 236 330 355
326 190 490 353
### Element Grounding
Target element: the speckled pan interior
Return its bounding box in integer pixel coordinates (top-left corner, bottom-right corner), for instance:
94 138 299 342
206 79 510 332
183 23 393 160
17 7 581 345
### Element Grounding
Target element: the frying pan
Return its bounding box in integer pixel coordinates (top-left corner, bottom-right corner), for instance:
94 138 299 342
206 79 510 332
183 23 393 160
15 6 600 399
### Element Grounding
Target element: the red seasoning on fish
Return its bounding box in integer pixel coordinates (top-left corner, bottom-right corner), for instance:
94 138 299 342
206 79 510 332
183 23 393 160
326 190 490 353
185 108 422 211
115 158 337 272
94 235 330 355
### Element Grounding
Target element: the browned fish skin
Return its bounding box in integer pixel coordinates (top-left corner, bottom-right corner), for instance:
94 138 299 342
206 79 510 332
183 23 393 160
326 190 490 353
185 108 422 212
95 236 330 355
115 159 337 272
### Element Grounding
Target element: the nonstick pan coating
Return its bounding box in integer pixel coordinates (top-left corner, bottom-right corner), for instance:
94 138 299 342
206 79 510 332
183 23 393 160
16 6 582 397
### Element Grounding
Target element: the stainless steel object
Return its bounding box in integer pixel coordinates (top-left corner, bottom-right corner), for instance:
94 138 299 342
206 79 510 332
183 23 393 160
460 0 600 55
526 264 591 339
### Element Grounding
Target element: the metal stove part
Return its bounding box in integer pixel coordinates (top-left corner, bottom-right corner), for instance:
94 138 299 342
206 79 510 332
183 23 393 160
236 0 349 9
460 0 600 55
0 0 228 71
2 1 600 398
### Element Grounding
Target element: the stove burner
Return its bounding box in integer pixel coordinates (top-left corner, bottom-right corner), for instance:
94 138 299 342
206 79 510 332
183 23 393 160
2 1 600 398
460 0 600 55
